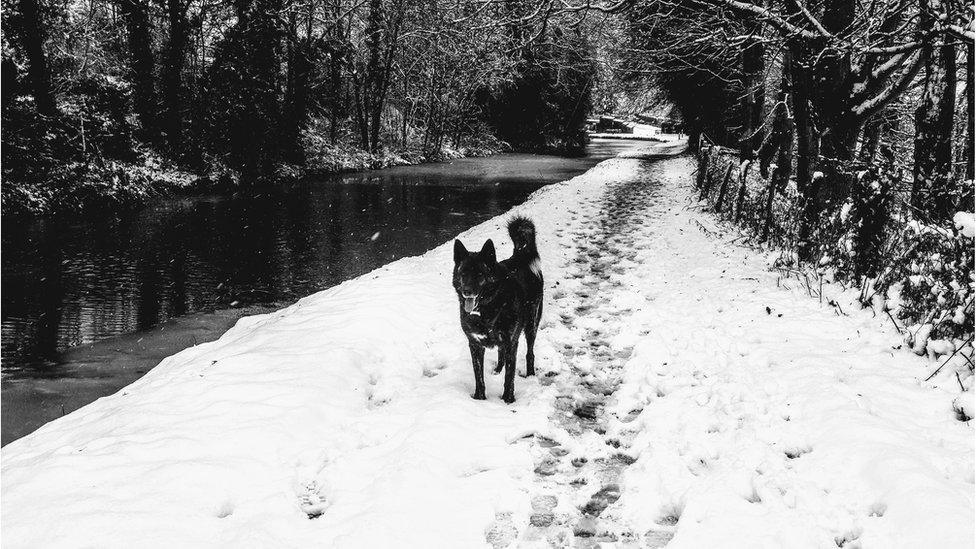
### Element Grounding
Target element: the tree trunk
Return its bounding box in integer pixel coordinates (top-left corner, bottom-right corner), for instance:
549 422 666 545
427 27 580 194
791 42 820 262
812 0 858 162
352 71 370 150
739 28 765 159
967 41 974 182
322 2 345 145
283 12 309 162
17 0 56 115
359 0 385 152
911 5 957 221
244 0 283 179
163 0 188 154
852 166 892 278
760 54 795 242
118 0 156 137
858 115 884 164
1 57 19 110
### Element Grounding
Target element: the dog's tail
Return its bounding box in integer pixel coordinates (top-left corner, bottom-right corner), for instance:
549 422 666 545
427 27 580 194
508 215 539 265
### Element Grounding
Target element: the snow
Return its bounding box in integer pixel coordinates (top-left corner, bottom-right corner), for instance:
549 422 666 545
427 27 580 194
630 123 662 138
927 338 956 359
3 145 972 548
840 201 854 223
589 123 676 141
955 393 975 421
911 324 934 355
953 211 975 239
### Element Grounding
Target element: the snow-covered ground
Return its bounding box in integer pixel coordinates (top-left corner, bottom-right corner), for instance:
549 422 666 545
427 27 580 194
2 144 972 548
590 123 675 142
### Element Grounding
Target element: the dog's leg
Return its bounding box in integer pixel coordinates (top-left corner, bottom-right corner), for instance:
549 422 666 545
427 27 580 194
501 337 520 404
469 341 486 400
524 304 541 377
494 348 504 374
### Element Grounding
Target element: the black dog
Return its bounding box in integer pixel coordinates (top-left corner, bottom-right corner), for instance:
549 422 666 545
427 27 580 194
453 216 543 403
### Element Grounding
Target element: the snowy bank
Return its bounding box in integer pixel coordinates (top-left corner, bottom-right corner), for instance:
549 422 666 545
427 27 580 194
2 154 640 548
2 144 972 548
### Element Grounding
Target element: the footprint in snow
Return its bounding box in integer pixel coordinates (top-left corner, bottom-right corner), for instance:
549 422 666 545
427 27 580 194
868 501 887 517
621 408 643 423
573 516 598 538
298 481 329 519
581 484 620 517
534 456 560 476
365 378 390 408
745 485 763 504
422 362 448 378
784 444 812 459
484 512 519 549
573 401 601 421
529 494 559 528
834 526 863 548
574 304 595 315
214 499 235 518
656 505 682 527
611 452 638 466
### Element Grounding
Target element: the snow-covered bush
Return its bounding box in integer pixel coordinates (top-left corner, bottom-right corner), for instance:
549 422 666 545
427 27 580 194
695 146 974 369
300 116 506 176
885 217 974 342
1 74 199 215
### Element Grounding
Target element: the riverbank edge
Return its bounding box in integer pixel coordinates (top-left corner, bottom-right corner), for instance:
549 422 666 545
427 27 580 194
0 148 665 547
0 141 510 218
0 139 653 449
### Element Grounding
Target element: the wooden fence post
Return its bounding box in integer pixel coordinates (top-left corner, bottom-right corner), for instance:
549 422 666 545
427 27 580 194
714 162 735 212
761 173 778 241
734 160 752 221
699 149 715 200
696 145 711 191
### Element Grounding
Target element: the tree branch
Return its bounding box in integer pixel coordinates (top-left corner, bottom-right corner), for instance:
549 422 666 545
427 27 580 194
851 50 923 121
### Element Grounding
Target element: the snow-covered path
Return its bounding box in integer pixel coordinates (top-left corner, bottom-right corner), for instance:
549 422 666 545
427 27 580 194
505 158 974 548
2 150 972 548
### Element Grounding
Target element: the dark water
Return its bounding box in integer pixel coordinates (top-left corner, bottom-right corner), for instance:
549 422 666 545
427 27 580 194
1 138 646 444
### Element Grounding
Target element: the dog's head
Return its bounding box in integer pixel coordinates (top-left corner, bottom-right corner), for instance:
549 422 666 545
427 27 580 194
453 239 497 313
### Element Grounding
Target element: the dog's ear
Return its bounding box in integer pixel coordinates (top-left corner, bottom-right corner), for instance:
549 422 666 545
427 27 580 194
454 239 468 263
480 239 496 264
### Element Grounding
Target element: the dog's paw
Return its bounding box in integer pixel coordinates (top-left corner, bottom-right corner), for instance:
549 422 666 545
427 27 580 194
493 365 504 375
502 394 516 404
473 391 487 400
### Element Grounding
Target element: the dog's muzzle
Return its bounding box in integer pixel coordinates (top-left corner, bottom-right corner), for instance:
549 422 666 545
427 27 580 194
462 293 479 314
